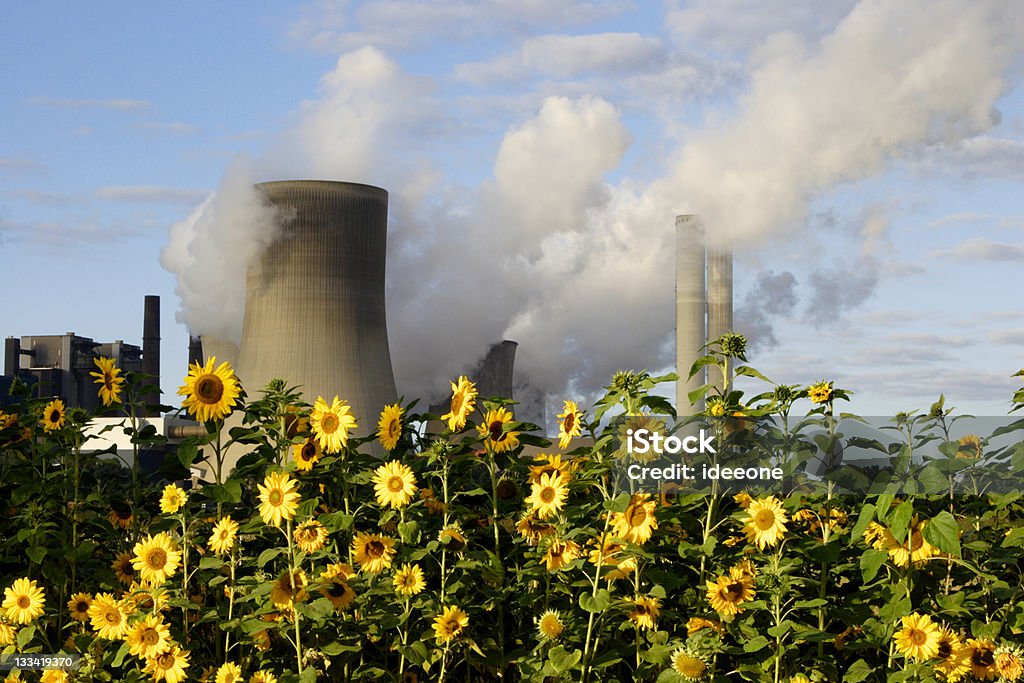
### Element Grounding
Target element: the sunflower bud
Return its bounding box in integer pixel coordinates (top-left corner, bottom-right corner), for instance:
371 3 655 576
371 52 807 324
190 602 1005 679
719 332 747 359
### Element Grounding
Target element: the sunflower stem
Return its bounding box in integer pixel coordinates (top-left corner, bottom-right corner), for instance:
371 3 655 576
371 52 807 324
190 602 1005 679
286 518 304 674
224 546 236 663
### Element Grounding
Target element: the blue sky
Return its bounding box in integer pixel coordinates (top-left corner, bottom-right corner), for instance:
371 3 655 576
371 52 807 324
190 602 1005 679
2 1 1023 421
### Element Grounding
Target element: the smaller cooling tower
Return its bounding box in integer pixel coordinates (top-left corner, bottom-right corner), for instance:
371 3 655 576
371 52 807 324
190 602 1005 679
237 181 398 431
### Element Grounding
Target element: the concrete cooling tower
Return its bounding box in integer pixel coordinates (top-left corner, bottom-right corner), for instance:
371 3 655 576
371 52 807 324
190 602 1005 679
236 180 398 430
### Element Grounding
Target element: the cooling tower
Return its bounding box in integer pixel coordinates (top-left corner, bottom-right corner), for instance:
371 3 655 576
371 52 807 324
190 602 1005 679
473 340 518 400
676 215 706 415
237 180 398 430
199 336 239 369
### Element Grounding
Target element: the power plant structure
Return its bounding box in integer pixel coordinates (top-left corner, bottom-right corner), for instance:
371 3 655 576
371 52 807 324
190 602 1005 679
225 180 399 431
676 214 734 416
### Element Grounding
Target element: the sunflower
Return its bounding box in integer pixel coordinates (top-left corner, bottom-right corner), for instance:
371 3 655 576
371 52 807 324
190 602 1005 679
437 524 467 552
352 532 396 573
705 567 756 617
543 538 581 572
178 357 241 422
671 647 708 681
209 516 239 554
112 552 137 585
476 407 520 453
0 621 14 647
87 592 130 639
420 488 446 515
557 399 584 450
433 605 469 643
131 532 182 585
40 672 68 683
588 537 636 582
310 395 358 453
293 519 328 554
249 673 278 683
958 434 983 459
2 578 45 624
126 614 172 659
734 492 753 509
996 646 1024 682
126 581 169 613
320 574 357 611
160 483 188 515
610 493 658 545
108 503 134 530
627 595 660 630
257 471 301 527
215 662 243 683
516 511 555 546
442 376 477 431
90 356 125 406
144 644 190 683
744 496 788 550
686 617 723 636
376 403 404 450
933 627 968 681
965 639 997 680
887 517 940 568
269 569 308 609
67 592 92 622
525 471 568 519
528 453 575 485
393 564 426 597
807 380 834 404
893 613 940 661
537 610 564 640
41 398 66 431
373 460 418 509
291 437 322 472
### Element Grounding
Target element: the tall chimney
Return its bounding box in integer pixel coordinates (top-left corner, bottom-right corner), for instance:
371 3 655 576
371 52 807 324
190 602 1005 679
676 215 706 415
188 336 203 366
4 337 20 376
706 248 734 391
237 180 398 431
142 295 161 413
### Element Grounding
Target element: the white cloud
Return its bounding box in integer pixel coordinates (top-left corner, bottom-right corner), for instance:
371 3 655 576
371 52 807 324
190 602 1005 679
909 136 1024 179
26 97 149 110
457 32 664 84
931 238 1024 261
286 0 631 53
96 186 210 205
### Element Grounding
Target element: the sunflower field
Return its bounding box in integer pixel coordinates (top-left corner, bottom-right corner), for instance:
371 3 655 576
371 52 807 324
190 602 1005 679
2 336 1024 683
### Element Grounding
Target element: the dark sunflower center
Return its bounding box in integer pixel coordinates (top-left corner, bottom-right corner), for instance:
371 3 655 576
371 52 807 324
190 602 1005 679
367 541 385 558
48 410 60 423
17 596 29 609
563 414 575 432
321 414 339 434
105 610 120 625
76 600 89 612
196 375 224 403
104 375 113 391
974 649 994 666
910 532 923 551
327 582 346 597
388 476 404 492
143 628 159 645
158 653 175 668
489 421 504 441
938 642 952 658
148 549 167 568
540 487 556 504
910 629 927 645
451 395 464 414
301 443 317 459
725 582 744 600
628 507 647 526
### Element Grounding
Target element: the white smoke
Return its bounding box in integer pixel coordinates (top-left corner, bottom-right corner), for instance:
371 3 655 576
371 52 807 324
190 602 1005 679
673 0 1024 248
161 0 1024 408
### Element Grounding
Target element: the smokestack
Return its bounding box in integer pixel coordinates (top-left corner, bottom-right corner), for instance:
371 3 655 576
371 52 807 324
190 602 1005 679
188 336 203 366
676 215 706 415
142 295 160 413
4 337 20 376
473 340 518 400
706 248 734 390
237 180 398 430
